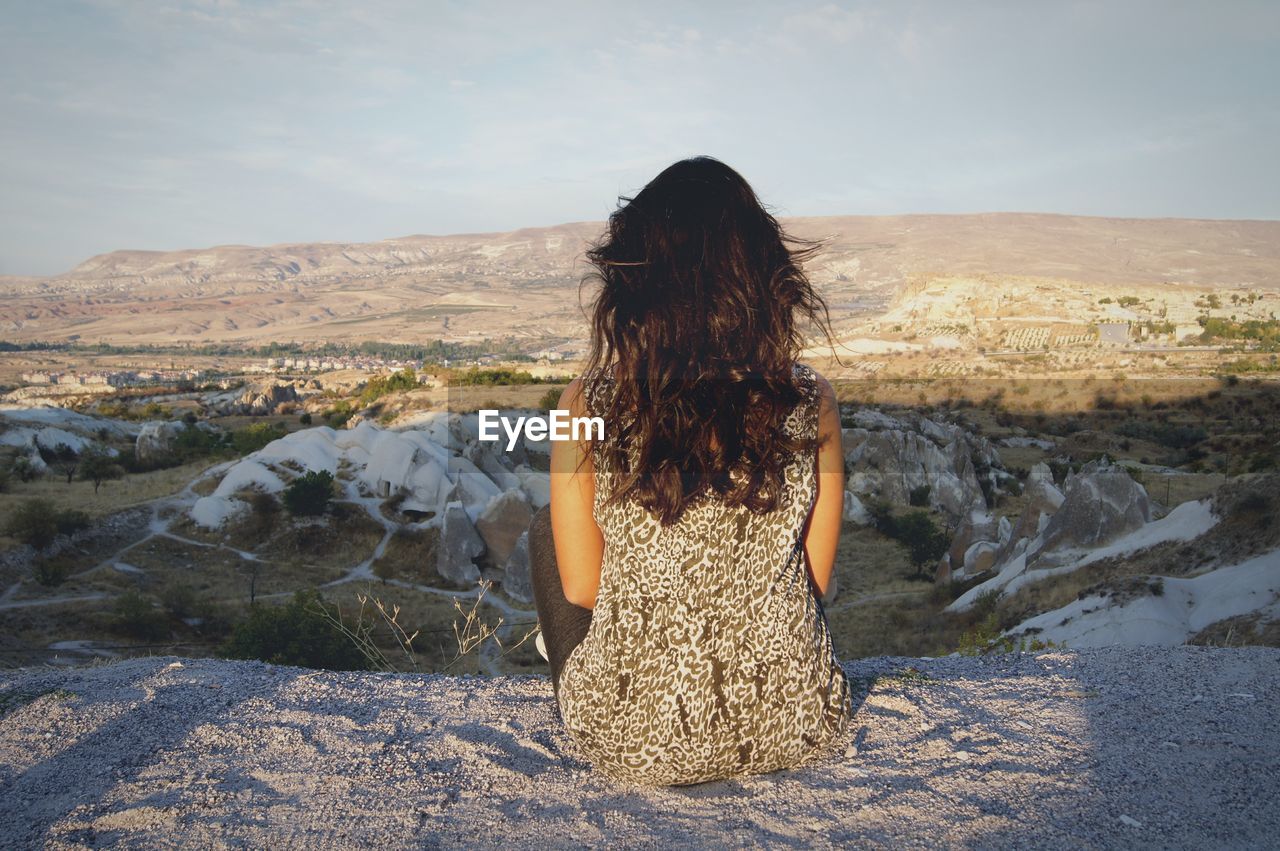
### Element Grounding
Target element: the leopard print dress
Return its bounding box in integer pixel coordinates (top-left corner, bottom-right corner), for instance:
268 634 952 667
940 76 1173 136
555 362 853 786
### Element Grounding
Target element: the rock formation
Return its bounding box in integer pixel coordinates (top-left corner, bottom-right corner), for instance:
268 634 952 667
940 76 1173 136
840 409 1006 519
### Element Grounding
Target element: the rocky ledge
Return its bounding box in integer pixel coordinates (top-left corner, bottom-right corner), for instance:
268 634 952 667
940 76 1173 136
1 647 1276 849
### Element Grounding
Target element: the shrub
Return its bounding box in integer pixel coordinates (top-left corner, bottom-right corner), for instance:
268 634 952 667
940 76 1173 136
5 498 59 550
957 612 1055 656
218 588 369 671
11 456 39 482
160 582 198 619
111 590 170 641
32 558 70 587
232 422 287 455
908 484 931 507
53 509 90 536
359 367 419 405
283 470 334 516
448 367 568 387
537 388 562 411
299 412 313 425
972 588 1002 620
249 490 280 519
372 557 396 584
325 401 355 429
865 498 896 537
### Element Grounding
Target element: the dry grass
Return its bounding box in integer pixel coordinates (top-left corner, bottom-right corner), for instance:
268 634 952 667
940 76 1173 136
1189 612 1280 648
830 523 924 601
0 457 219 546
370 527 440 586
313 581 538 675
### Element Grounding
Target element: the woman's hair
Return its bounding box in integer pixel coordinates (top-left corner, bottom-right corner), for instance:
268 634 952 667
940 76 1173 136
582 155 835 526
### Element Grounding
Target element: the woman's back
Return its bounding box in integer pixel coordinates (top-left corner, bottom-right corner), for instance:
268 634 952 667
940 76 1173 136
555 362 853 785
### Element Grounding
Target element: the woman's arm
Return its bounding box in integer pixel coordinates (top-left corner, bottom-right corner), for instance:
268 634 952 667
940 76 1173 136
548 376 605 609
803 373 844 597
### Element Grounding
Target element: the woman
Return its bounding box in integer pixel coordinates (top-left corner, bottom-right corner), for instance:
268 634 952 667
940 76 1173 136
529 156 852 786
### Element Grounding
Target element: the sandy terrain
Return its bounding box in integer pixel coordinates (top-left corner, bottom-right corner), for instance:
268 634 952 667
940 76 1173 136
1 647 1276 848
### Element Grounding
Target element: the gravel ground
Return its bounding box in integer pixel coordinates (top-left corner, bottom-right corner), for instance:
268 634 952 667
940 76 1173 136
0 646 1276 849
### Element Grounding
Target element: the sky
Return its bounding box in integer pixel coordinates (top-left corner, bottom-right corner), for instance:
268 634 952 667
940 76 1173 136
1 0 1278 276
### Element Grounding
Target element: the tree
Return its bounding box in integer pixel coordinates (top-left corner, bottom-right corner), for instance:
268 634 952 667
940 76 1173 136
12 456 39 482
865 498 897 537
284 470 335 516
40 442 79 484
79 445 124 493
894 510 950 580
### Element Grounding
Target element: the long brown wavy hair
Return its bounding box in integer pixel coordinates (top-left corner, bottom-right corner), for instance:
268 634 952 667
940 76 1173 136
581 156 835 526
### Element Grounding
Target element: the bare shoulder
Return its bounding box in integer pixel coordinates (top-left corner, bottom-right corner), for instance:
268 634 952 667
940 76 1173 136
557 376 587 414
806 367 838 411
806 368 841 450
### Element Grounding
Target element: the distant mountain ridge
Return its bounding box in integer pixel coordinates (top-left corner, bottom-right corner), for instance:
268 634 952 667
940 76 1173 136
40 212 1280 290
2 213 1278 346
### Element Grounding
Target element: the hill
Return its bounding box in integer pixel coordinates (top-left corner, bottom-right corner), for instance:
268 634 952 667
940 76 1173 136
2 214 1278 349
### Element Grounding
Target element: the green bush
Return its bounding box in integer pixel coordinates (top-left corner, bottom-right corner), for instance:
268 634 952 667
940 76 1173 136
31 558 70 587
448 367 567 387
865 498 897 537
971 587 1002 620
218 588 369 670
325 400 355 429
537 387 563 411
5 498 59 550
232 422 288 455
908 484 931 507
111 590 170 641
359 367 419 405
299 412 313 425
53 509 90 536
143 401 170 419
159 581 198 620
283 470 334 516
11 456 39 482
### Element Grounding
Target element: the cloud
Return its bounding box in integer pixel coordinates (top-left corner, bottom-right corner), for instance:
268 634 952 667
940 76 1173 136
779 2 868 46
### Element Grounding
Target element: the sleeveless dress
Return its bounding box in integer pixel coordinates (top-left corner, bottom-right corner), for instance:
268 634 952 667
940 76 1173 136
555 362 853 785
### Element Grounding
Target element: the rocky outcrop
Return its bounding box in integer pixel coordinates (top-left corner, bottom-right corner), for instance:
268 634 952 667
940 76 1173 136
476 490 533 567
943 457 1152 589
437 501 485 587
134 420 190 465
236 381 298 415
841 409 1006 519
1025 459 1150 566
503 531 533 604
